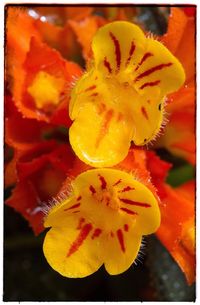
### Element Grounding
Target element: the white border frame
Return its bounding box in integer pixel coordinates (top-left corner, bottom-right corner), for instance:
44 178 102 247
1 1 198 304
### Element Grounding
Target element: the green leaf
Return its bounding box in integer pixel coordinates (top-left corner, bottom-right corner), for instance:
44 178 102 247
166 164 195 187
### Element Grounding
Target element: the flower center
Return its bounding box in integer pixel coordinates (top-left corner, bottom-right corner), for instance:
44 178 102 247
96 188 119 211
27 71 65 109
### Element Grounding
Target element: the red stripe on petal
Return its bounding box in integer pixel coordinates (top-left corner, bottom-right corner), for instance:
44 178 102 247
118 186 135 193
64 203 81 211
117 112 123 122
120 207 138 215
98 174 107 190
77 217 85 230
124 224 129 232
67 223 93 257
141 107 149 120
104 57 112 73
77 196 82 201
95 109 114 148
97 103 106 115
117 229 125 252
91 228 102 239
90 92 99 97
126 41 136 66
84 85 96 92
139 80 160 90
113 179 122 186
109 32 121 71
134 63 172 82
119 198 151 208
89 185 96 194
135 52 153 71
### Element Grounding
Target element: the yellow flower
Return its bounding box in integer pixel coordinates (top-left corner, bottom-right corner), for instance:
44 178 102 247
43 168 160 278
69 21 185 167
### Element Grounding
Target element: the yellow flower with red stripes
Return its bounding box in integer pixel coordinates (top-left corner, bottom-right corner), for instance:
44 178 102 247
69 21 185 167
43 168 160 278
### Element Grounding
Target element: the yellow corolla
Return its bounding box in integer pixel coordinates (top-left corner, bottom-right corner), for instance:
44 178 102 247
43 168 160 278
69 21 185 167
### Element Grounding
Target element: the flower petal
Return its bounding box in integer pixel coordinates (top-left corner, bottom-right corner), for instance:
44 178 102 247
73 169 160 235
156 182 195 285
6 7 42 72
162 8 195 84
116 179 160 235
129 93 165 145
5 96 53 153
44 197 79 228
43 223 103 278
43 168 160 277
10 36 82 125
6 142 75 235
103 227 142 275
92 21 146 75
133 38 185 96
162 8 188 55
6 181 44 235
69 102 133 167
69 69 98 120
157 86 195 165
69 21 186 165
69 16 106 61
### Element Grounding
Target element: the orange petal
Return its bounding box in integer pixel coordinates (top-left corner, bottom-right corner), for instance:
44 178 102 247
5 149 19 188
162 8 188 54
157 86 195 165
156 182 195 285
6 181 45 235
175 17 195 84
69 16 106 61
8 30 82 124
6 143 75 235
6 7 42 71
162 7 195 83
5 96 50 150
64 6 94 21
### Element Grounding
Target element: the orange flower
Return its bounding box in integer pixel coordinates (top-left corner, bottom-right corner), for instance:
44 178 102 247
6 7 82 126
157 7 195 165
68 7 137 62
156 181 195 285
158 86 195 165
34 6 94 23
35 20 80 61
5 95 51 187
5 96 50 152
146 151 195 285
5 95 76 234
68 15 107 61
6 7 42 81
6 141 75 235
14 37 82 125
161 7 195 85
